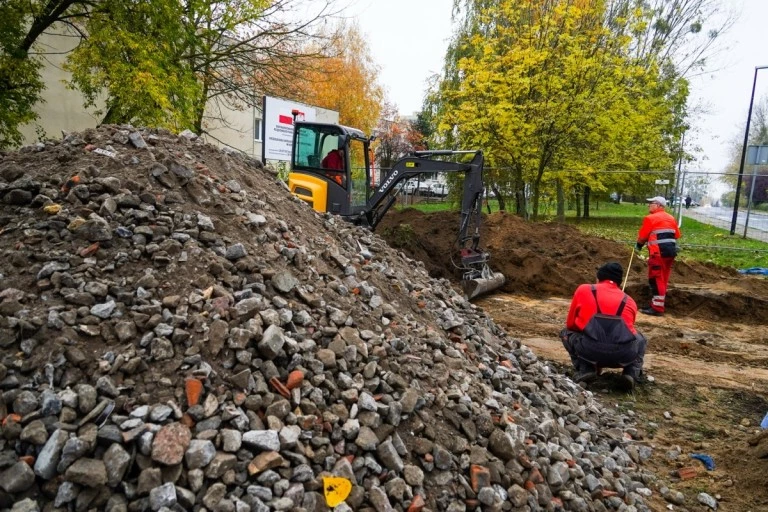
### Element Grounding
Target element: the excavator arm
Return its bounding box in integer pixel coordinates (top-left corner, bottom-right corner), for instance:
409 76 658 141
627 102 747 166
361 150 504 298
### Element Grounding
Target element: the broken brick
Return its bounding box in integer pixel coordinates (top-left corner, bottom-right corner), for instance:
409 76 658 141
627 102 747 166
285 370 304 390
269 376 291 399
470 464 491 492
407 495 425 512
676 466 700 480
185 378 203 407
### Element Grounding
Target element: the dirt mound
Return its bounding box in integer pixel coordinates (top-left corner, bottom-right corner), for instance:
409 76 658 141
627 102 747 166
378 209 768 323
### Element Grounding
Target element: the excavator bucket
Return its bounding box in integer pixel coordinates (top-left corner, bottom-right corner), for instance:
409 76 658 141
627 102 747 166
462 271 506 300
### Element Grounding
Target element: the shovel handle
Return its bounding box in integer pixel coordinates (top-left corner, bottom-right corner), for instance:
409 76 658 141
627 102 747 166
622 248 634 292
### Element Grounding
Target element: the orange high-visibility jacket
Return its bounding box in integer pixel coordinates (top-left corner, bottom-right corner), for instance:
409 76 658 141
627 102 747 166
566 281 638 335
637 210 680 257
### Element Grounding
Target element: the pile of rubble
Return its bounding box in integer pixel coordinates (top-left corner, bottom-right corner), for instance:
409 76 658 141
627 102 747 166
0 126 658 512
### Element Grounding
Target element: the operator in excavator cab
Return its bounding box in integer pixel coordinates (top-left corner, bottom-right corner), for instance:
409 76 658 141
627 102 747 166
321 147 345 187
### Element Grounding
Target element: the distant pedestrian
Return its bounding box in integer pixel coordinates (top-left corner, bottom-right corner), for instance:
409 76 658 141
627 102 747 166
685 195 692 209
560 262 647 390
635 196 681 316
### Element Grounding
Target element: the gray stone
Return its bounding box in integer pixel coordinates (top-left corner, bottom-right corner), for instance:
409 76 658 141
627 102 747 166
13 390 38 415
149 482 177 510
368 486 393 512
378 439 404 472
64 458 108 487
488 429 516 461
355 426 379 451
226 243 247 260
10 498 39 512
103 443 132 487
20 420 48 445
91 300 116 319
697 492 718 510
185 440 216 469
0 462 36 493
271 271 298 293
35 429 70 479
257 324 285 359
243 430 280 451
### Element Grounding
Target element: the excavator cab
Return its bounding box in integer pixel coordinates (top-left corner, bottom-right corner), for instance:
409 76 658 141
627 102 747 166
288 120 505 299
288 122 373 216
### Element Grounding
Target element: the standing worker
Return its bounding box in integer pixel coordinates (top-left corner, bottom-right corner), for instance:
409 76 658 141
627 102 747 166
685 195 692 209
560 262 647 390
635 196 681 316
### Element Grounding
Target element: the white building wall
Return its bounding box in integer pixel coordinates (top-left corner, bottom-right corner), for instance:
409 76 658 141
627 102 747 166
18 30 104 143
19 30 339 161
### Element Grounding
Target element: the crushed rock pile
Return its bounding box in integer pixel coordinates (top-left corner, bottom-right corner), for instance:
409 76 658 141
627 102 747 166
0 125 659 512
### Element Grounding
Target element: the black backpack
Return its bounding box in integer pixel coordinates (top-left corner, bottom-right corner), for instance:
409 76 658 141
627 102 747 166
582 285 637 346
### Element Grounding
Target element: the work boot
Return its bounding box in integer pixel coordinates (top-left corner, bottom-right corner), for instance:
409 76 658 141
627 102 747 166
640 307 662 317
574 370 597 384
619 374 636 391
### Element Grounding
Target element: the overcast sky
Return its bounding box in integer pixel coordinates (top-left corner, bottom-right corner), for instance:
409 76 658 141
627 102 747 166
351 0 768 180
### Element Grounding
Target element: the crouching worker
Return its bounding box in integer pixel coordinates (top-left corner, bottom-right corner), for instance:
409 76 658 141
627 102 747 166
559 262 647 390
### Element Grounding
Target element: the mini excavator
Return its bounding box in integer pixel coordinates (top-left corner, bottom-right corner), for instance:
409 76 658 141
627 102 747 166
287 116 505 299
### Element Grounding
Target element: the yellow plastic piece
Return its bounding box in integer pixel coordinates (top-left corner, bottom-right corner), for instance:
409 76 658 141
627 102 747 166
43 204 61 214
323 476 352 507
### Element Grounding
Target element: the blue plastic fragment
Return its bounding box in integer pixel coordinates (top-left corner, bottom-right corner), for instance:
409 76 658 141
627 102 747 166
761 412 768 429
738 267 768 275
690 453 715 471
115 226 133 238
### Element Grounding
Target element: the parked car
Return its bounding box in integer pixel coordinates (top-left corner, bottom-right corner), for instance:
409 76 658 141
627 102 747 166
418 179 448 197
403 180 418 194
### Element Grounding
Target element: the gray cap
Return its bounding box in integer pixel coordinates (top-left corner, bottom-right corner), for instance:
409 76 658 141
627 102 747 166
646 196 666 207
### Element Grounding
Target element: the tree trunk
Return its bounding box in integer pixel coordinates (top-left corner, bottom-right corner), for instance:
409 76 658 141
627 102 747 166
494 186 506 212
575 186 582 218
583 186 591 219
556 180 565 221
101 104 127 125
193 80 209 134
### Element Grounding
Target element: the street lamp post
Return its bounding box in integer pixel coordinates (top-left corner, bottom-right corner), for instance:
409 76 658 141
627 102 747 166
730 65 768 235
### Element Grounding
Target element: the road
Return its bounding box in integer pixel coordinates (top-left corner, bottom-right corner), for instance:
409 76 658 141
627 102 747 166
681 206 768 241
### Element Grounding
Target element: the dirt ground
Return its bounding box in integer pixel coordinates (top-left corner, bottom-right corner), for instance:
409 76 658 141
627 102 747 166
379 209 768 512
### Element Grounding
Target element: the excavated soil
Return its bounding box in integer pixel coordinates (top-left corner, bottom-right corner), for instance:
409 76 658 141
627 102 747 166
379 208 768 512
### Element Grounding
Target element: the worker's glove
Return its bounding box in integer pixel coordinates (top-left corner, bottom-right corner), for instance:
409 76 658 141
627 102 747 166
634 243 644 255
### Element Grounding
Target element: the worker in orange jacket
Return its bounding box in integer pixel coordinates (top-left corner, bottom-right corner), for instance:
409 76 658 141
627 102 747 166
635 196 681 316
560 262 647 390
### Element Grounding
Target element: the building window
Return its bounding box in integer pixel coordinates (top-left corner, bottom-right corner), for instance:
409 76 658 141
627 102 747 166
254 117 263 142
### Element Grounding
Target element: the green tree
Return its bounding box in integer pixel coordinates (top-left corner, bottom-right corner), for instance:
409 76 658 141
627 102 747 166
0 0 94 148
66 0 340 133
432 0 678 219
